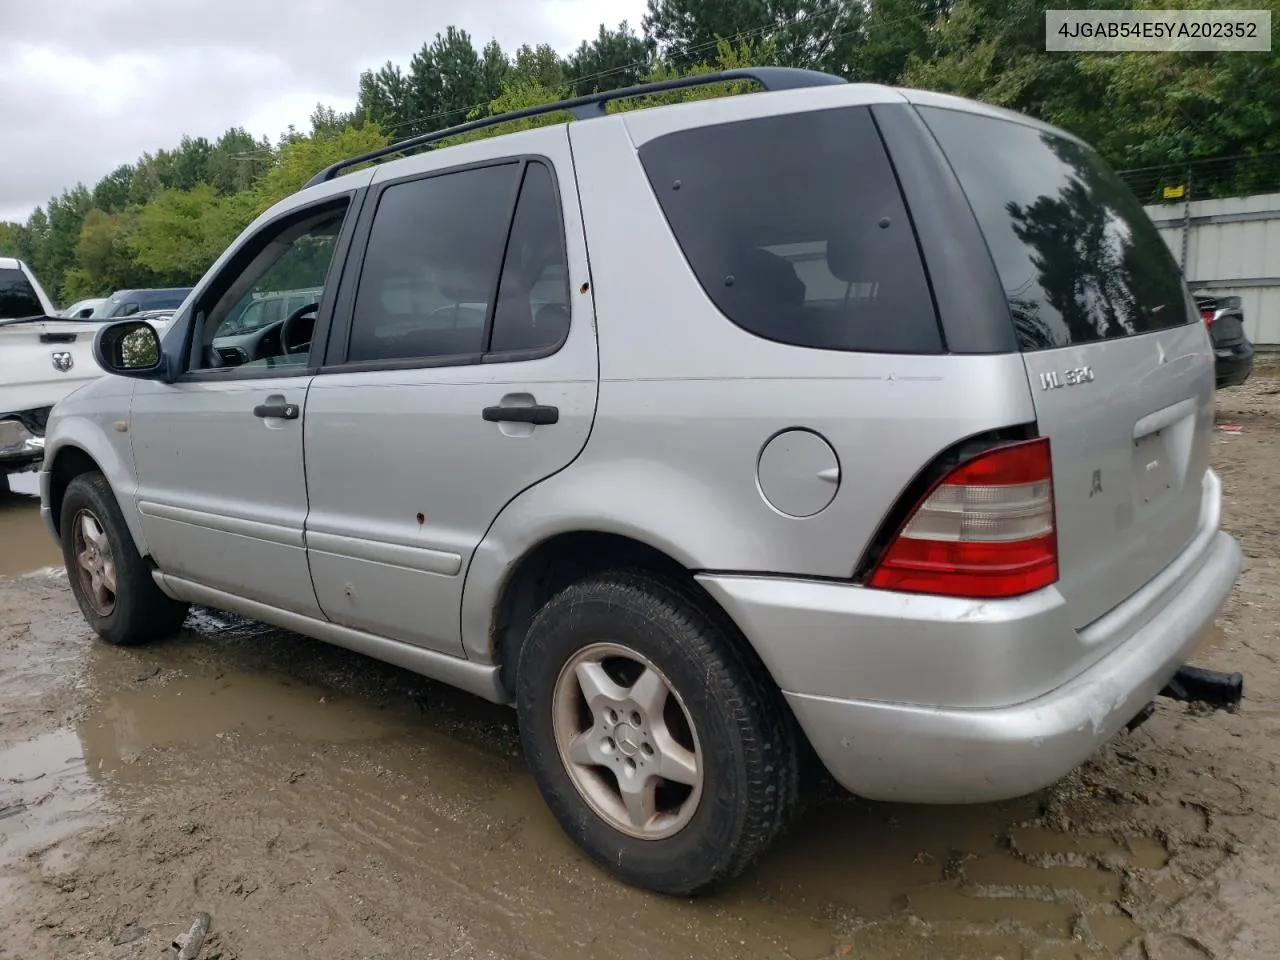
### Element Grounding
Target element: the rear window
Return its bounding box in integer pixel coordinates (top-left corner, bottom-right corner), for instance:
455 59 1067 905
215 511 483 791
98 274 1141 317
919 107 1192 351
637 107 941 354
0 268 44 320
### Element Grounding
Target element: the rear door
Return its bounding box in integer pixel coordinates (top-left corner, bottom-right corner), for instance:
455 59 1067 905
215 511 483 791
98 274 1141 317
302 127 597 657
920 105 1214 628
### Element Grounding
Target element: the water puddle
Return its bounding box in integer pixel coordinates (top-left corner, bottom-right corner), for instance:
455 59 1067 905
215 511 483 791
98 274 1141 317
0 729 103 897
0 473 61 577
0 597 1190 959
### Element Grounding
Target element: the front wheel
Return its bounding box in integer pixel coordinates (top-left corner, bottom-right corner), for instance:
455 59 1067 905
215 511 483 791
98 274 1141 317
516 571 800 895
59 472 189 645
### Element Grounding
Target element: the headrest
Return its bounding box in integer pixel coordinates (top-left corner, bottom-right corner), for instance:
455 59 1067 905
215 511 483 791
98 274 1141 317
731 248 805 307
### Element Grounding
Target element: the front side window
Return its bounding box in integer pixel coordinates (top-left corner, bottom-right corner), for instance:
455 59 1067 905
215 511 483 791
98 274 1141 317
194 204 347 371
638 106 941 355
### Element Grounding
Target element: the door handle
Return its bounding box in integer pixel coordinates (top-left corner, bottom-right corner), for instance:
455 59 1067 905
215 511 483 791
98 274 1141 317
482 404 559 426
253 401 299 420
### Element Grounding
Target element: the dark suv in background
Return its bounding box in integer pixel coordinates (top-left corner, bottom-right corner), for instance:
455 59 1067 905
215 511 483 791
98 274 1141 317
1197 294 1254 388
90 287 192 320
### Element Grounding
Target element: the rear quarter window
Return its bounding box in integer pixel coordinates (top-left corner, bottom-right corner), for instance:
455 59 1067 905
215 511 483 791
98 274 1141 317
919 106 1192 351
0 268 44 320
637 106 942 354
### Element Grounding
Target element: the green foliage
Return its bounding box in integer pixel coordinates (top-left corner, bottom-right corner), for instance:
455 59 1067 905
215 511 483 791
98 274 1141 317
565 22 652 94
12 3 1278 305
255 124 391 209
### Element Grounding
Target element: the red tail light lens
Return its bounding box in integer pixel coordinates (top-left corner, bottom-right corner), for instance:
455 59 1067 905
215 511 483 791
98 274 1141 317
1200 308 1216 326
868 438 1058 599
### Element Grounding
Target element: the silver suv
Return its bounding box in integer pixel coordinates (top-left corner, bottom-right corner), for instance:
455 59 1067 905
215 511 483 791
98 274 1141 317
39 68 1242 895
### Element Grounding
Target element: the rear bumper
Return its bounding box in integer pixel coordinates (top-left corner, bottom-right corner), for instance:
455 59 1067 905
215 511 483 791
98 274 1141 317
698 472 1241 803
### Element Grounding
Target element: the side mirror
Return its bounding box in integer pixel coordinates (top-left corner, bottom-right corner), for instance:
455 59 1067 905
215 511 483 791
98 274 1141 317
93 320 171 381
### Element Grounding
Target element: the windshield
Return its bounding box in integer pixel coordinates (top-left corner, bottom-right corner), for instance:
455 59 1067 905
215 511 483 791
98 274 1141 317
0 268 45 321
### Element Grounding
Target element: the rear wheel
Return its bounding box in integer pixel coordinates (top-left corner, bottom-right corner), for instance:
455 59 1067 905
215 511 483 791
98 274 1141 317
516 570 800 895
59 472 189 645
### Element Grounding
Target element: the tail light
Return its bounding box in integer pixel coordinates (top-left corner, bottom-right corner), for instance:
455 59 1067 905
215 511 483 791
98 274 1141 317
868 438 1058 599
1200 308 1216 326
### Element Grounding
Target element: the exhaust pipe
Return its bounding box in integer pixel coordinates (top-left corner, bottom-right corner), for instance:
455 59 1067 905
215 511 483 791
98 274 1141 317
1126 666 1243 734
1160 665 1244 709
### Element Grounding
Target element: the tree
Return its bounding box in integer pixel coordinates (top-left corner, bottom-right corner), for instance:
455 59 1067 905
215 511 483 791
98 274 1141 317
1071 0 1280 195
511 43 566 90
127 184 256 283
856 0 950 84
642 0 863 76
401 27 490 136
357 61 412 129
0 222 18 258
565 22 652 94
255 124 390 208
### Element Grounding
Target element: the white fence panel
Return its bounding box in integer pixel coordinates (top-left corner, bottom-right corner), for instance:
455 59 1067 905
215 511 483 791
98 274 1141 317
1145 192 1280 347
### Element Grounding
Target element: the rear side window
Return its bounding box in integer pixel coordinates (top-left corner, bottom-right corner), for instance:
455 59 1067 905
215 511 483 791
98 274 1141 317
919 107 1192 351
638 106 941 354
348 159 570 364
348 163 520 363
489 163 570 355
0 268 44 320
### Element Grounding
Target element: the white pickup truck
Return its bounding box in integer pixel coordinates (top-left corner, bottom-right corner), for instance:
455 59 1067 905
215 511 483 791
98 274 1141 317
0 257 172 489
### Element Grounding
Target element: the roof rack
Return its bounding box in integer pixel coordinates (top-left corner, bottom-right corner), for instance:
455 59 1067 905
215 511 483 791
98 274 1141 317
305 66 846 187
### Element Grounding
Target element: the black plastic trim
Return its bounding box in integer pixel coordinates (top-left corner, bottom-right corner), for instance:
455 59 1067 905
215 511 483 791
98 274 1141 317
870 103 1018 356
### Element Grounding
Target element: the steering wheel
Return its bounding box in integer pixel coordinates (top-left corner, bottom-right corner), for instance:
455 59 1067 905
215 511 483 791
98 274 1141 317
279 302 320 355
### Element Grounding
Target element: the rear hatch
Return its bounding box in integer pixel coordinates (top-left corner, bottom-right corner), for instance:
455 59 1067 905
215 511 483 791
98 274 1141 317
920 106 1214 628
0 318 105 415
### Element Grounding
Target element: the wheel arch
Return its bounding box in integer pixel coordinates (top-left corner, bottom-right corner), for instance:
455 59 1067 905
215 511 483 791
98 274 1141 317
482 529 780 704
44 428 150 561
47 445 103 536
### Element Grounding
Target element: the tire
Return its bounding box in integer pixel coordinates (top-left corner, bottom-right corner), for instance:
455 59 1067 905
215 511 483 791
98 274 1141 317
59 472 189 645
516 570 801 896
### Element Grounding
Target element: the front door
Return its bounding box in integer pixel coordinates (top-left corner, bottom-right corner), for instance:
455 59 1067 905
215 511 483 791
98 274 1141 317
130 195 360 616
303 128 598 656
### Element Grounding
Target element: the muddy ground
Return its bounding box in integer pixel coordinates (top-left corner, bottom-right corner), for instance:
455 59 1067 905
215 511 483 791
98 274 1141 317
2 371 1280 960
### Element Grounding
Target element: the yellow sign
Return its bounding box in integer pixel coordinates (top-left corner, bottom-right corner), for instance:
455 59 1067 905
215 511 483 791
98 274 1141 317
1163 184 1186 199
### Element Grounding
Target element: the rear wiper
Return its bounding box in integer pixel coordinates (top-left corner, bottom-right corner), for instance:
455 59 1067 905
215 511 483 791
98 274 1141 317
0 314 57 329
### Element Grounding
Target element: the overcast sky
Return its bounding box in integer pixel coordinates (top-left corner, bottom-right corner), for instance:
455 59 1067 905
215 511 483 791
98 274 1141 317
0 0 648 223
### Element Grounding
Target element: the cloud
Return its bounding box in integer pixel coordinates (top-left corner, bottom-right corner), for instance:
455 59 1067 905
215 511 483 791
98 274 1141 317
0 0 648 221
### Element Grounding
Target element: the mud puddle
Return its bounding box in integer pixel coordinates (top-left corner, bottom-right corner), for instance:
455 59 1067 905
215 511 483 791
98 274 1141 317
0 472 62 578
0 580 1206 959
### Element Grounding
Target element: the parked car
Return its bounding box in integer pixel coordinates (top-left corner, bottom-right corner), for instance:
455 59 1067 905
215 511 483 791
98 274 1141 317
89 287 192 320
1 265 177 489
40 70 1242 895
1 258 101 487
59 297 107 319
1197 294 1254 388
